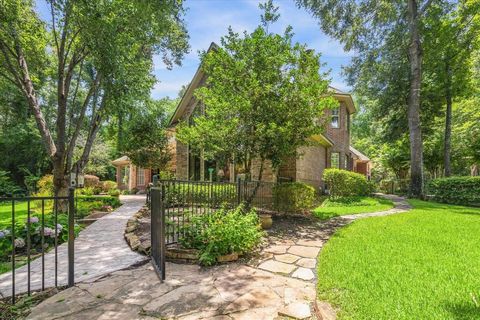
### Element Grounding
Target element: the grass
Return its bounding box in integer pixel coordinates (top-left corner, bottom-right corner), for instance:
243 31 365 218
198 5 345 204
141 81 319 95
312 196 394 220
0 201 30 229
316 200 480 320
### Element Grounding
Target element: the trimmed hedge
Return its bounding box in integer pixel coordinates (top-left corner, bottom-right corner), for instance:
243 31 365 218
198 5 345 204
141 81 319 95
427 176 480 206
272 182 316 213
323 168 374 198
164 183 236 207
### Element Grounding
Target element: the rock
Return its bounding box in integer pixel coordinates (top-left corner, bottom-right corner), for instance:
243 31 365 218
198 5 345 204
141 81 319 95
125 224 137 233
314 300 336 320
291 267 315 281
264 245 289 254
288 246 320 258
166 248 199 260
138 240 151 254
278 302 312 319
217 252 239 263
296 258 316 269
258 260 296 274
295 239 324 247
274 254 300 264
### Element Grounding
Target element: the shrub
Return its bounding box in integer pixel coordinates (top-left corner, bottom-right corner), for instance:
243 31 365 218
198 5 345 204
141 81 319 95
323 168 374 198
75 195 122 218
84 175 100 188
427 176 480 206
272 182 316 213
164 183 236 207
0 171 21 196
179 205 264 266
108 189 121 197
36 175 54 196
101 180 117 192
0 213 81 260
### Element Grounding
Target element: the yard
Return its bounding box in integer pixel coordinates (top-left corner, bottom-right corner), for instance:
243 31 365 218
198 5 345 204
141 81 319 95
0 201 29 229
313 196 394 220
316 199 480 319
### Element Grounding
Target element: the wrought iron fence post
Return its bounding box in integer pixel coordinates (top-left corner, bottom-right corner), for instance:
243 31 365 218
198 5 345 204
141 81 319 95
160 184 166 280
236 177 241 205
68 187 75 287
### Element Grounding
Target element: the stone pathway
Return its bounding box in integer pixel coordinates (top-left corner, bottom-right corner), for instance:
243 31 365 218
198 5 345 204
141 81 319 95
250 194 411 282
0 195 148 298
26 194 410 319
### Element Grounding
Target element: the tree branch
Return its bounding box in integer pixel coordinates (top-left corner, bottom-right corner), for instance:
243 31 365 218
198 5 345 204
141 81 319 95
66 74 101 171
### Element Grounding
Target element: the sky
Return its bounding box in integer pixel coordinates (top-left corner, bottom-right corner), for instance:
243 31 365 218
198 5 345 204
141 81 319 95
36 0 353 99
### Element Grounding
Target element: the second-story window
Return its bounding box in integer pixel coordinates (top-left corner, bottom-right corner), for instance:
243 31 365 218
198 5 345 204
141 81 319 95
331 108 340 128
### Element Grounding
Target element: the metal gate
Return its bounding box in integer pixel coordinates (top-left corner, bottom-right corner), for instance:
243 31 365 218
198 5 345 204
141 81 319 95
0 189 76 304
150 187 166 280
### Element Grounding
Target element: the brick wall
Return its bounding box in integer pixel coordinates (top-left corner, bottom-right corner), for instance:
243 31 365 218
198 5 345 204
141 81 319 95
325 102 351 169
295 145 327 190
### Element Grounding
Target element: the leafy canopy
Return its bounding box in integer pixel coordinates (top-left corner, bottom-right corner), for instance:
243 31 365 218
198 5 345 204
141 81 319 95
177 1 337 177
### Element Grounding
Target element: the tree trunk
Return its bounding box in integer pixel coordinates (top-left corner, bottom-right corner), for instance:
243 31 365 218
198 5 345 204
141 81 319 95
407 0 424 198
52 157 69 212
443 62 453 177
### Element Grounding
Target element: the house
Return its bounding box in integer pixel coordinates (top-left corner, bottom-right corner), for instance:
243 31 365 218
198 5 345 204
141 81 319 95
111 156 152 192
168 42 371 191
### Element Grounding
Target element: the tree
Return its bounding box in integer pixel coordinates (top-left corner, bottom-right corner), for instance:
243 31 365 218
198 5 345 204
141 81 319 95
423 0 480 176
0 0 189 202
176 1 337 181
122 99 173 171
297 0 438 197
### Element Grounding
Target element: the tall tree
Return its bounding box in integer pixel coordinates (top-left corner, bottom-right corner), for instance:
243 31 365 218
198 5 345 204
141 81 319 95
0 0 188 201
176 1 337 181
423 0 480 176
297 0 437 197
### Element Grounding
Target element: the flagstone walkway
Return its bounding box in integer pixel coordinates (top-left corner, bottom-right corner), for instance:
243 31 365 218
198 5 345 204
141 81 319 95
0 195 148 298
26 194 410 319
249 194 411 281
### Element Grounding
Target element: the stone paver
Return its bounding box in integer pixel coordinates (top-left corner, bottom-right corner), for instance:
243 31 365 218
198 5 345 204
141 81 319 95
292 267 315 281
288 245 321 258
27 262 316 320
278 302 312 319
258 260 297 274
0 195 147 298
274 253 300 264
296 258 316 269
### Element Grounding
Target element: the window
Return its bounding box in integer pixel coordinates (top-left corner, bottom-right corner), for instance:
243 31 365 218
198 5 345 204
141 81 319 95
331 108 340 128
137 167 145 186
331 152 340 168
344 155 349 170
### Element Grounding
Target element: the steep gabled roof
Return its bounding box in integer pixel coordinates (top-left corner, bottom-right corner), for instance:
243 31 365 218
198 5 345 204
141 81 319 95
169 42 357 126
350 146 370 162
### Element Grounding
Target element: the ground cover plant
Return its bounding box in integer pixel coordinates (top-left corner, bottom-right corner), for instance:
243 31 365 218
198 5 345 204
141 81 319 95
313 196 393 220
179 205 264 265
316 200 480 319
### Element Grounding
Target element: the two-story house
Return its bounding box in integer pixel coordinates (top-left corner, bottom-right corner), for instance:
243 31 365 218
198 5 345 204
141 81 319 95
168 43 371 192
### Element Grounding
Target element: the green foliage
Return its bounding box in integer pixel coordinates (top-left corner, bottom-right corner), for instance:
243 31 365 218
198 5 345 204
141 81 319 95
316 200 480 319
75 196 122 218
0 171 21 195
179 206 264 266
177 2 336 179
0 213 81 261
272 182 316 213
108 189 121 197
164 183 236 207
36 175 54 196
313 196 393 220
427 176 480 206
323 169 374 198
123 98 173 170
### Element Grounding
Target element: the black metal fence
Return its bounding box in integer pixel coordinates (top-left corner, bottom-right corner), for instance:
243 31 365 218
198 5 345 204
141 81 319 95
0 189 75 304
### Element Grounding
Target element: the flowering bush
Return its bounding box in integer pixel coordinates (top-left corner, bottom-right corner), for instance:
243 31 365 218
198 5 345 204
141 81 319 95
0 214 80 260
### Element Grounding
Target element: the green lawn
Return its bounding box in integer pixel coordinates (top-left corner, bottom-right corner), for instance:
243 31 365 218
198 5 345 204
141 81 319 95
313 196 394 220
317 200 480 320
0 201 30 229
